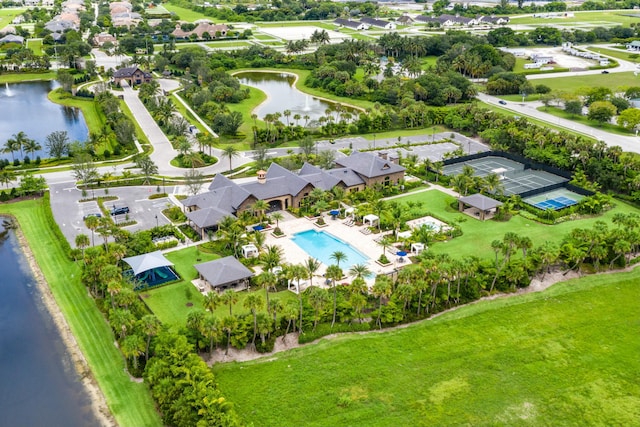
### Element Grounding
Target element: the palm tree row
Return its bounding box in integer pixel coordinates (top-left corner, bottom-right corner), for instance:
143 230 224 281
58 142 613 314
2 132 41 162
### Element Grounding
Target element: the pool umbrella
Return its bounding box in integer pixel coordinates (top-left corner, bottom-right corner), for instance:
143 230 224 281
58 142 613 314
396 251 407 257
329 210 340 219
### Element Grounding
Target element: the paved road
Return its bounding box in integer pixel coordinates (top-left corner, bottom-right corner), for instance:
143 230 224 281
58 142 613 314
477 93 640 153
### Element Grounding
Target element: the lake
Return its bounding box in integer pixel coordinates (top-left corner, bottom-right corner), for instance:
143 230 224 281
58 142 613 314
0 219 98 426
0 81 89 161
235 71 355 124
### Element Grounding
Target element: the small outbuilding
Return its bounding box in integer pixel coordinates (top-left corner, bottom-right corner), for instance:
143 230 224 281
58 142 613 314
363 213 379 227
458 194 502 221
194 256 253 292
122 250 178 289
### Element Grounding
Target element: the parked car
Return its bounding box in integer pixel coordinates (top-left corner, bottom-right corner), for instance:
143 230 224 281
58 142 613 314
110 206 130 216
601 70 609 74
498 100 507 105
83 213 102 220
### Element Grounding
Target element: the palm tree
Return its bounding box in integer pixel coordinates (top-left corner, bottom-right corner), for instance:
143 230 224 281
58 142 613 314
84 215 100 247
304 257 321 288
220 289 238 316
371 275 392 329
201 314 221 357
121 334 145 371
203 291 220 313
22 138 41 160
289 263 307 332
243 294 264 346
251 199 270 222
221 315 238 355
326 264 343 328
307 286 329 331
75 233 90 262
222 145 239 172
349 263 372 281
255 270 276 316
140 314 161 363
0 170 14 188
270 211 284 231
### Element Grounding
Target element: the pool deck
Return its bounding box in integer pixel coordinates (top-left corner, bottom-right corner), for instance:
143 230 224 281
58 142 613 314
262 211 412 288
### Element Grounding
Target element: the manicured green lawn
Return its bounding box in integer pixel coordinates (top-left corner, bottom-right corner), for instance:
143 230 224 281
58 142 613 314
537 105 631 136
533 72 639 93
143 246 296 327
510 10 639 26
393 189 640 260
225 85 267 147
119 98 151 146
27 38 43 55
0 7 24 28
587 46 640 63
479 101 598 142
163 3 219 22
0 71 57 83
205 41 251 48
213 268 640 426
48 89 105 135
0 199 161 427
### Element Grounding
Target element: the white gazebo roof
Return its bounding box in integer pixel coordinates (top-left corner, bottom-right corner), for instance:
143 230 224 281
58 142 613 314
363 214 379 226
123 250 173 276
242 244 259 258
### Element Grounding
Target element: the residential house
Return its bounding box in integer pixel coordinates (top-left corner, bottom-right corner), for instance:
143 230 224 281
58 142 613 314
360 17 396 30
93 32 117 46
334 18 368 30
627 40 640 51
396 15 414 25
112 66 152 86
171 22 228 40
480 16 510 25
0 34 24 45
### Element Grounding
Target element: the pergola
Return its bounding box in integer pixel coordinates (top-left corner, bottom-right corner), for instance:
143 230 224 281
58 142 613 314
242 244 259 258
363 214 379 227
458 194 503 221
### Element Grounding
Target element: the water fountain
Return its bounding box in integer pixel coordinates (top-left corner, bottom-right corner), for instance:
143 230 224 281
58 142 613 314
5 83 13 97
303 95 311 112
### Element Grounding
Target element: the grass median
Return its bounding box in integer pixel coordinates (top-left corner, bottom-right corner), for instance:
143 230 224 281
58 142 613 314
0 198 162 427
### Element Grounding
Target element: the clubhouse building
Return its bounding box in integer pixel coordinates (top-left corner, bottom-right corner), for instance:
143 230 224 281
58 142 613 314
182 151 405 238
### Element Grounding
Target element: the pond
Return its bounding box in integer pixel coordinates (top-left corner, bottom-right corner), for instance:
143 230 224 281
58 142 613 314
0 81 89 161
0 220 98 426
235 71 357 125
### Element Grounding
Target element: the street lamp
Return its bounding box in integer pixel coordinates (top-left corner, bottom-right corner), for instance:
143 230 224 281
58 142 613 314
155 214 158 228
373 133 376 149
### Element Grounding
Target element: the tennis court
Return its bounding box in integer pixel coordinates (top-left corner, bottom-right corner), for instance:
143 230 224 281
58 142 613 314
524 188 585 211
443 156 568 196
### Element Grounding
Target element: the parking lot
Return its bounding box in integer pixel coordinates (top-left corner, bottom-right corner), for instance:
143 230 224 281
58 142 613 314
49 183 178 247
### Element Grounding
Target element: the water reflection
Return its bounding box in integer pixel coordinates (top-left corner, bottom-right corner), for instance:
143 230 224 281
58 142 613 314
0 81 89 161
235 71 355 125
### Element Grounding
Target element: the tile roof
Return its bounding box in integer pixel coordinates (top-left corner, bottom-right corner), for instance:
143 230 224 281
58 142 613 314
195 256 253 287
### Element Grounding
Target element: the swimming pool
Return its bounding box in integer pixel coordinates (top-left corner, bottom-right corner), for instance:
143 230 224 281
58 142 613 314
291 229 369 268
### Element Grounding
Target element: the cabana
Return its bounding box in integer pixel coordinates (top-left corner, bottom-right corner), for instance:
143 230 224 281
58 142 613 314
122 250 177 288
411 243 425 255
194 256 254 292
458 194 502 221
242 244 259 258
363 214 379 227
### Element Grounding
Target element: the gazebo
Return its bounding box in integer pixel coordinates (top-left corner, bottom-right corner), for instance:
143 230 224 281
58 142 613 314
363 214 379 227
458 194 503 221
194 256 254 292
122 250 177 288
411 243 425 255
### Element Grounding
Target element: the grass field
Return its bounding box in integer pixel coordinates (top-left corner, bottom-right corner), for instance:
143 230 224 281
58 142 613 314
533 72 640 92
0 7 24 29
48 89 105 136
0 71 57 83
0 199 161 427
213 268 640 426
537 105 631 136
163 3 218 22
204 41 252 48
510 10 640 27
224 85 267 148
142 246 296 326
393 189 640 260
587 46 640 63
213 271 640 426
26 38 43 56
479 101 598 142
